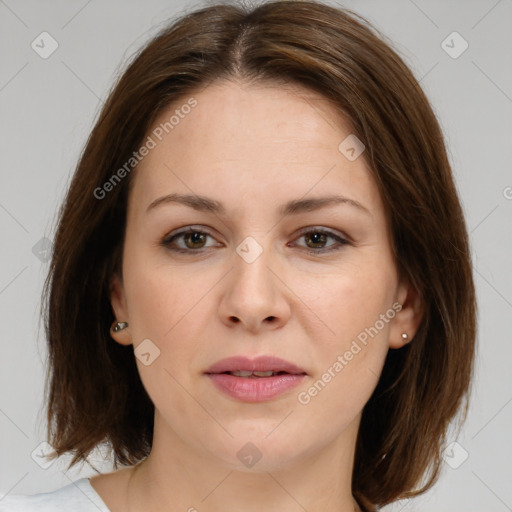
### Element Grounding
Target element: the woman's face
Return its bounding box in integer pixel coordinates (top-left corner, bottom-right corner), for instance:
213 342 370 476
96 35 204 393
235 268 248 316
110 80 419 471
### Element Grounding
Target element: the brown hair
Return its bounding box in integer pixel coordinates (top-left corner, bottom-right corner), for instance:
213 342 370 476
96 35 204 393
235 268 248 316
42 1 476 509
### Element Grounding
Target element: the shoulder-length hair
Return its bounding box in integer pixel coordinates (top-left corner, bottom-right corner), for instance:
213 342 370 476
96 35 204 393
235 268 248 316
42 1 476 509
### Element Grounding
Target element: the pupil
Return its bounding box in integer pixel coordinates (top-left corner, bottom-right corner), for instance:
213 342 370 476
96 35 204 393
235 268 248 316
186 232 205 248
307 232 326 248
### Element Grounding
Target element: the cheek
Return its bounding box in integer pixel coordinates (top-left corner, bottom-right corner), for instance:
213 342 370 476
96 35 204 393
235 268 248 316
295 261 396 349
122 250 222 386
121 256 207 422
292 262 395 416
296 306 391 441
123 247 204 337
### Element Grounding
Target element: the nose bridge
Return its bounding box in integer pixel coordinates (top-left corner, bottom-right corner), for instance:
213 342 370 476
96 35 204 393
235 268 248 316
219 234 289 331
232 235 276 304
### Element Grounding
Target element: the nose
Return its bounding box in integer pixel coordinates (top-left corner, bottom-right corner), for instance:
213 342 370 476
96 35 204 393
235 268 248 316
218 243 291 334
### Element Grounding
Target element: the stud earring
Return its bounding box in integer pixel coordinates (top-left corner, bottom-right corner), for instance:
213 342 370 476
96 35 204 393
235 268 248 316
401 333 408 342
112 321 128 332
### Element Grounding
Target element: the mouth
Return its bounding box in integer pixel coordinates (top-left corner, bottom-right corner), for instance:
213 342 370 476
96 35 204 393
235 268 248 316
204 355 307 402
218 370 299 378
204 354 307 376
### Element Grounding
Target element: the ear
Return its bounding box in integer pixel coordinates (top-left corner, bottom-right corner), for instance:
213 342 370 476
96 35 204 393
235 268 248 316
389 277 425 349
109 273 132 346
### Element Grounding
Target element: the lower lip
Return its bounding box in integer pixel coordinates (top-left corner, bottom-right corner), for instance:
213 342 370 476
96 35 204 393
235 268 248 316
206 373 306 402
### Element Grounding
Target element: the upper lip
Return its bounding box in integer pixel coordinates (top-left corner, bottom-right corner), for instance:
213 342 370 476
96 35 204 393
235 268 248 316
205 355 307 375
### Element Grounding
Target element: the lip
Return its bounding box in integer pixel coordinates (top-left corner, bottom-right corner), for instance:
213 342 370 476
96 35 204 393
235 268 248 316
205 355 307 375
205 355 307 403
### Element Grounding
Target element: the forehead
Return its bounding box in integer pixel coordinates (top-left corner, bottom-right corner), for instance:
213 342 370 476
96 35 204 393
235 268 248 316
129 80 384 221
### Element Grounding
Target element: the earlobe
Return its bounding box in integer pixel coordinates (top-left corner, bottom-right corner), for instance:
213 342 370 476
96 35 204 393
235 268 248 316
109 320 132 346
389 279 425 349
109 274 132 346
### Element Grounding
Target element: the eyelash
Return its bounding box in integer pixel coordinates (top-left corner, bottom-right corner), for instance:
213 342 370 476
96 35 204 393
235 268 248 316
161 226 350 255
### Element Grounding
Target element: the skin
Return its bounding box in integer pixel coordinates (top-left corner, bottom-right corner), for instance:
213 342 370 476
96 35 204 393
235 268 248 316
90 79 423 512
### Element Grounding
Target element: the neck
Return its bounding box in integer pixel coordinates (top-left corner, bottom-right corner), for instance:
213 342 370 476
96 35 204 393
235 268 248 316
124 411 362 512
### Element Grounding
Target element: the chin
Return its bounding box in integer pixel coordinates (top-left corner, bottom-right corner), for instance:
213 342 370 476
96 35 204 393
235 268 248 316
204 429 310 473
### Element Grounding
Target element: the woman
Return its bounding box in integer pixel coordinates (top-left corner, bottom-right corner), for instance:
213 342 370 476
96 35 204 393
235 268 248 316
0 0 476 510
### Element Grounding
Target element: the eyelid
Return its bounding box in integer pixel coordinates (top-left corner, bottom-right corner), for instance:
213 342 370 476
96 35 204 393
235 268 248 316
161 225 351 254
293 225 350 242
290 226 350 252
162 225 221 247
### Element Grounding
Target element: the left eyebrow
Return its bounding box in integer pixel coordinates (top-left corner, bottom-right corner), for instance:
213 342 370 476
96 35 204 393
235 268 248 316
146 193 371 217
278 195 371 217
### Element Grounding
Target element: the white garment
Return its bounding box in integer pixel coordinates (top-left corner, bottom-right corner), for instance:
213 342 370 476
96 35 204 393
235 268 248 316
0 478 110 511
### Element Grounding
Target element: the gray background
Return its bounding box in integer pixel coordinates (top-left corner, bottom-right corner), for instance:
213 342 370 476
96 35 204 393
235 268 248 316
1 0 511 510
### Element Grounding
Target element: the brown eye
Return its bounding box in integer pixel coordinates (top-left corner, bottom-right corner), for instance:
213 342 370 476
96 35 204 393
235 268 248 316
293 228 349 254
182 231 207 249
162 229 218 252
304 231 329 249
